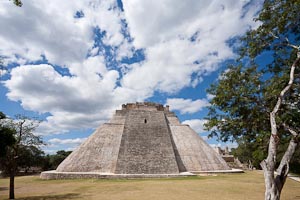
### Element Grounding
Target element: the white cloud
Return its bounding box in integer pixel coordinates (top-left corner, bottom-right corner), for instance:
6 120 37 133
43 137 87 154
4 62 118 113
218 68 232 80
210 143 222 148
0 1 90 65
124 0 260 48
0 0 263 136
42 149 57 155
48 137 87 145
166 98 209 114
0 69 7 76
202 136 208 141
0 0 129 66
209 142 238 150
206 94 215 100
120 0 262 94
4 61 125 135
43 138 87 154
182 119 208 134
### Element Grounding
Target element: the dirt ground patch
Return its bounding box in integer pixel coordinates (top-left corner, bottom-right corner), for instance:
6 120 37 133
0 171 299 200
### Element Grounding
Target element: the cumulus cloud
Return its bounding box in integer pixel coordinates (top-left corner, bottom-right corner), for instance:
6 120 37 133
0 0 129 66
124 0 260 48
0 69 7 76
182 119 208 134
1 0 262 137
43 137 87 154
4 61 122 135
0 1 90 65
120 0 262 94
206 94 215 100
48 137 87 145
209 142 238 150
166 98 209 114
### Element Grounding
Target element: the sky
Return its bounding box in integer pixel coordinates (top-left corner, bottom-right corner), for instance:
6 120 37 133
0 0 263 154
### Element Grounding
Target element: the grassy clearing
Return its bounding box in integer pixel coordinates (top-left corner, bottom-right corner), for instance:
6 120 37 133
0 171 299 200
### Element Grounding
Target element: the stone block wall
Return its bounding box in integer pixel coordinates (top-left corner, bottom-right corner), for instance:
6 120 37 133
56 122 124 173
168 123 230 171
115 110 179 174
54 102 230 176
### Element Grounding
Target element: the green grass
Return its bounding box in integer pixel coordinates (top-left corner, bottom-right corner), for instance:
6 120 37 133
0 171 299 200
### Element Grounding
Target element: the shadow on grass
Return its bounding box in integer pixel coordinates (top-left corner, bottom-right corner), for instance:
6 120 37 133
17 193 80 200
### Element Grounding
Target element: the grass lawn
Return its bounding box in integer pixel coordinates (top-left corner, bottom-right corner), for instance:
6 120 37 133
0 171 299 200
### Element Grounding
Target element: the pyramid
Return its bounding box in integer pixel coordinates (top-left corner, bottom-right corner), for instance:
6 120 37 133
41 102 230 179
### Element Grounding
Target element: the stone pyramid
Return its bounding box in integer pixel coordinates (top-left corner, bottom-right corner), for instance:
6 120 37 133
42 102 230 179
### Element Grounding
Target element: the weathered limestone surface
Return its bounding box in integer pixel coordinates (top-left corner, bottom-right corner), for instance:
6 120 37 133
115 110 179 174
168 123 230 171
165 114 181 125
40 171 195 179
56 121 124 173
52 102 231 178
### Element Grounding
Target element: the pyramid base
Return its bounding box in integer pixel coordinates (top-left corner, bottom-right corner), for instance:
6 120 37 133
40 170 196 179
40 169 243 180
191 168 244 174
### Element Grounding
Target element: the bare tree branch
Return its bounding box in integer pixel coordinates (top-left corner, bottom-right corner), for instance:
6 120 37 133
261 51 300 200
269 32 300 50
269 32 279 39
282 123 299 137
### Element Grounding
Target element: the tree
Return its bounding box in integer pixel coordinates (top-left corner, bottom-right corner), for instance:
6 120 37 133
39 150 72 171
49 150 72 169
10 0 22 7
17 146 45 173
0 112 16 159
231 138 267 169
205 0 300 199
0 113 43 199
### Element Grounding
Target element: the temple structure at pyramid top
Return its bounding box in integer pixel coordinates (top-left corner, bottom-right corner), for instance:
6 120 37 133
41 102 233 179
121 102 168 111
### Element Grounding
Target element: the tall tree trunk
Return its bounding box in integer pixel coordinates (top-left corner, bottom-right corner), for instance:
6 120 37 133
9 173 15 200
261 136 280 200
261 139 298 200
261 53 300 200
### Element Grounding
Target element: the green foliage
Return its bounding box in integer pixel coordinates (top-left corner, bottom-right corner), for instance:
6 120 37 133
290 146 300 173
277 137 300 173
10 0 22 7
231 138 268 169
0 111 5 119
0 112 16 158
206 65 268 142
205 0 300 172
0 112 71 173
0 127 16 157
41 150 72 170
50 150 72 169
17 146 45 172
240 0 300 59
0 113 44 175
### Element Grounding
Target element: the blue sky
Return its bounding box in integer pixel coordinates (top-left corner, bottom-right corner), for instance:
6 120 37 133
0 0 263 154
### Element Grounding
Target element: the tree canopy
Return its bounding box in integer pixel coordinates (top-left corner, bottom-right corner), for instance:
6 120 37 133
0 112 16 158
10 0 22 7
205 0 300 164
205 0 300 199
0 113 43 199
